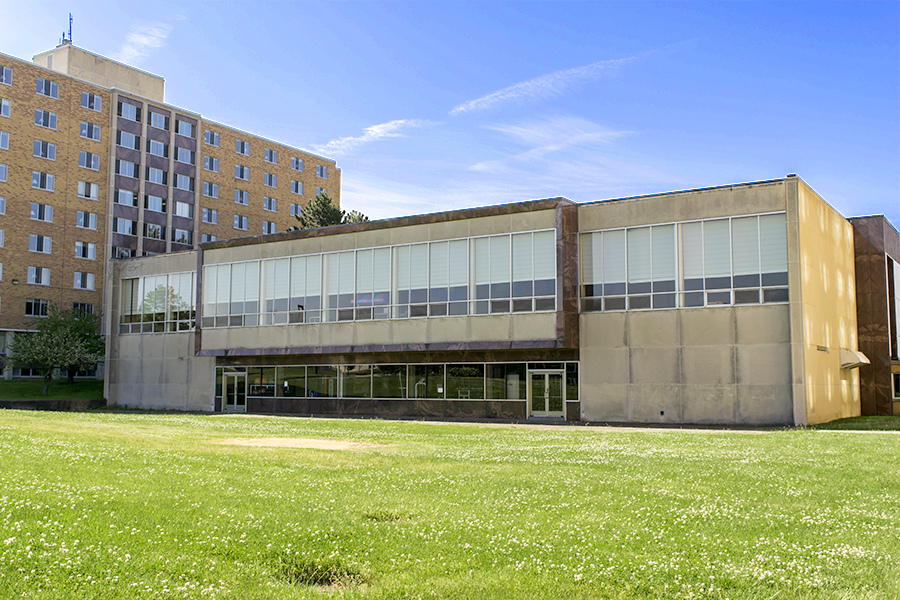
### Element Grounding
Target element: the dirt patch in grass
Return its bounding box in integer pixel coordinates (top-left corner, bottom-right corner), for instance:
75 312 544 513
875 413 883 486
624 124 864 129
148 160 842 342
220 437 381 450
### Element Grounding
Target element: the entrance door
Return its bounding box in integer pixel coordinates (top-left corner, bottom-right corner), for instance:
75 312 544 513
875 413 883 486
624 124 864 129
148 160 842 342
224 373 247 413
528 370 565 417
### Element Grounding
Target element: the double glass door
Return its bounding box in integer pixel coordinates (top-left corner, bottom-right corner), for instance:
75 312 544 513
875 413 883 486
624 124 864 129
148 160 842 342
528 370 564 417
224 373 247 412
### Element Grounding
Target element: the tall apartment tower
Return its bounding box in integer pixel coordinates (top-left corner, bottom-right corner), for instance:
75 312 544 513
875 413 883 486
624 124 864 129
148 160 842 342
0 42 341 374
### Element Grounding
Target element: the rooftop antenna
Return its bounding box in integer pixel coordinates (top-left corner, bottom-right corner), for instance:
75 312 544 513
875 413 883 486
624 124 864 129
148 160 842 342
60 13 73 45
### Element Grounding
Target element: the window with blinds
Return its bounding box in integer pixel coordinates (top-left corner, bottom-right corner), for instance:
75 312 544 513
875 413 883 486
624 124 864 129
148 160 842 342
581 213 788 312
198 229 558 329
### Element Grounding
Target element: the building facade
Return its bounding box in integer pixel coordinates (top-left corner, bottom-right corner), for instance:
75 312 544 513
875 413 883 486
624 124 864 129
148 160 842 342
106 176 870 426
849 216 900 415
0 43 340 373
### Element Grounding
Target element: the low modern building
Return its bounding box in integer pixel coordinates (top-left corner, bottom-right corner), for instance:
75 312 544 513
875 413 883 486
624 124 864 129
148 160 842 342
105 175 871 425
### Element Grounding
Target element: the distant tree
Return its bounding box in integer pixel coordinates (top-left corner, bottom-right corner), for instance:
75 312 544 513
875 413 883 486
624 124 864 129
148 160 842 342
291 192 369 230
7 304 105 394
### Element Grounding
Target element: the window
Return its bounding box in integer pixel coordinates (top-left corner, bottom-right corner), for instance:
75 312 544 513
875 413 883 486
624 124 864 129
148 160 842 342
316 165 328 178
144 223 165 240
263 196 277 212
74 272 95 290
73 302 93 314
264 173 277 188
120 272 197 334
30 202 53 222
0 164 6 182
79 151 100 171
28 234 52 254
115 189 138 206
25 298 49 317
175 147 194 165
204 130 219 146
75 241 96 260
113 247 134 259
33 140 56 160
0 197 6 214
27 267 50 285
316 187 327 196
174 173 194 192
32 172 55 191
234 215 248 230
265 149 278 164
172 228 192 245
203 182 219 198
77 181 99 200
0 98 9 118
146 167 167 185
174 119 193 137
174 201 193 218
76 210 98 230
144 195 165 213
117 130 140 150
147 139 167 157
116 159 140 178
235 189 249 205
36 78 58 99
202 207 218 224
291 157 304 171
0 66 11 85
263 221 276 235
0 131 7 150
113 218 137 235
80 121 101 141
203 156 219 172
81 92 102 111
149 111 168 130
0 230 4 247
235 139 250 155
291 181 303 195
201 233 217 243
235 165 249 180
35 109 57 129
118 101 140 121
290 203 302 217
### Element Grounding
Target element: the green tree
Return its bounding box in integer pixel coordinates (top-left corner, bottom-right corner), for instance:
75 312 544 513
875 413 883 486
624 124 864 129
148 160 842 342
292 192 369 230
7 304 105 394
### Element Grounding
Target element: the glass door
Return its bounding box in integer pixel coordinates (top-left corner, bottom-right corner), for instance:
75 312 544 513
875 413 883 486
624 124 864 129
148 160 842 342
224 373 247 412
528 370 565 417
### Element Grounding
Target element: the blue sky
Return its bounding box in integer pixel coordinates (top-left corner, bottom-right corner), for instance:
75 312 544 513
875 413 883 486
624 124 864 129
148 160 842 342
4 1 898 224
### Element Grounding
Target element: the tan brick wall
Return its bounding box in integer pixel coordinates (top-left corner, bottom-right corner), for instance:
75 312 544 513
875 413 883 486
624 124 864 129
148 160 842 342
0 54 109 331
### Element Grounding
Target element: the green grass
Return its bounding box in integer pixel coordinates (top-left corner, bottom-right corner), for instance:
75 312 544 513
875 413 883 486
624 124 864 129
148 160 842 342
812 416 900 431
0 378 104 401
0 412 898 599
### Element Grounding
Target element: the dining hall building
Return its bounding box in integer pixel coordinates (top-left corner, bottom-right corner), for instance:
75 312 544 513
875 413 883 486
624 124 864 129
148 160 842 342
104 175 895 426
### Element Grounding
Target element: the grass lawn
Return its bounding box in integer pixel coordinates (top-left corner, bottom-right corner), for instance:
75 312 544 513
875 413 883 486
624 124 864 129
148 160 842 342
0 412 897 599
0 378 104 401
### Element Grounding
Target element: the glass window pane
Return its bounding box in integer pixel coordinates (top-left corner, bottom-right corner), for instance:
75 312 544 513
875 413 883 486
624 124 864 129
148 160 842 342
627 227 651 286
511 233 532 284
410 364 444 399
447 364 485 400
430 241 449 287
486 363 526 400
651 225 676 282
307 366 338 397
490 235 510 284
372 365 406 398
602 230 626 291
759 213 788 275
704 220 731 278
278 366 306 397
731 216 760 276
341 365 372 398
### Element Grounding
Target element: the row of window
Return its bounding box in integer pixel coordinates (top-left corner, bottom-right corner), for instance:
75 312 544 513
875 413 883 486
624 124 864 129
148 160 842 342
118 102 192 137
24 299 95 318
0 100 102 136
198 230 557 329
114 160 195 190
208 134 316 176
112 219 193 244
214 362 579 403
27 202 98 229
580 213 789 311
20 266 95 289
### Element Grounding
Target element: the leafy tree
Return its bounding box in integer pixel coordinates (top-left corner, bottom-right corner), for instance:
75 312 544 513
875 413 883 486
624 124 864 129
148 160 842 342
292 192 369 230
7 304 105 394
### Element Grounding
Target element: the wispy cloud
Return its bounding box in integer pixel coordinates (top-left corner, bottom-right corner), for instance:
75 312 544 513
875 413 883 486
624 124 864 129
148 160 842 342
314 119 430 156
113 24 173 64
450 57 636 116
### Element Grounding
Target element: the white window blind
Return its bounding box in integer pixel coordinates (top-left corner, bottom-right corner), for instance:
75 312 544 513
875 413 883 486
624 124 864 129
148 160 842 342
627 227 651 283
473 238 489 286
306 256 322 299
395 246 410 290
731 216 760 276
290 256 306 300
602 230 626 285
511 233 532 283
681 222 703 281
448 240 468 287
373 248 391 292
489 235 510 284
215 265 230 315
651 225 676 281
759 214 787 274
703 220 731 278
533 231 555 281
230 263 246 307
581 233 601 285
356 250 373 293
430 242 449 288
409 244 428 289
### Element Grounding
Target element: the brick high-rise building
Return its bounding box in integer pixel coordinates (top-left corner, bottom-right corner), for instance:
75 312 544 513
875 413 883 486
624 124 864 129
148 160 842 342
0 42 341 375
